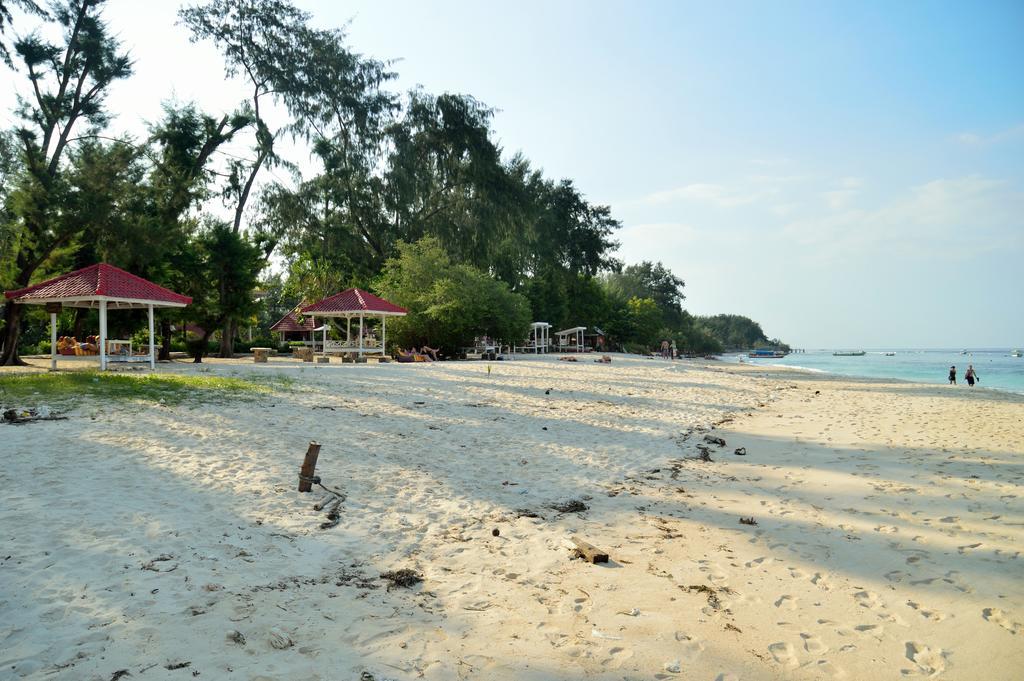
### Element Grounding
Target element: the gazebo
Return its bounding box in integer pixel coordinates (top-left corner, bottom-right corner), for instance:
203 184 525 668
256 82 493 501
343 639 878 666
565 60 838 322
555 326 587 353
516 322 551 353
269 308 317 346
301 288 407 358
4 263 192 370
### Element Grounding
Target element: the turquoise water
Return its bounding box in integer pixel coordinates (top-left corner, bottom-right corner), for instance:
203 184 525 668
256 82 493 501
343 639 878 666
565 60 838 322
731 349 1024 395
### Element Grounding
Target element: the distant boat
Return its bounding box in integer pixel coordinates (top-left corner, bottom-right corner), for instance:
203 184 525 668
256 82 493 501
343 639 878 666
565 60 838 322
1012 349 1023 358
960 349 968 355
748 349 787 358
833 350 866 356
884 352 896 356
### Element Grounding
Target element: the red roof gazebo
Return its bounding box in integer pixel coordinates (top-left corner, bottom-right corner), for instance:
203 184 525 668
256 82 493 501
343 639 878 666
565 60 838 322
4 263 191 370
269 308 317 345
300 288 407 357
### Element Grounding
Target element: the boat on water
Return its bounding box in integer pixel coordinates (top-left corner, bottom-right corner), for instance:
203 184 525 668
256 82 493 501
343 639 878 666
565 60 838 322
748 349 787 359
884 352 896 356
1012 349 1023 358
833 350 866 356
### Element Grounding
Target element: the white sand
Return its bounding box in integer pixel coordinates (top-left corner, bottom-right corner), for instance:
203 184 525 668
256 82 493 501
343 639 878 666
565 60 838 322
1 355 1021 680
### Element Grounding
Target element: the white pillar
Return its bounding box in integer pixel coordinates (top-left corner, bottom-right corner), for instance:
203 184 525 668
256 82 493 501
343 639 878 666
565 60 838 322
99 300 107 371
346 317 351 344
50 312 57 371
148 304 155 370
358 315 364 356
382 316 386 355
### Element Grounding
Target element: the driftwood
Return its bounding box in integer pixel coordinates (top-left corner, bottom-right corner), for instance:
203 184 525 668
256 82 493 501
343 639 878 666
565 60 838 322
298 441 322 492
571 537 610 564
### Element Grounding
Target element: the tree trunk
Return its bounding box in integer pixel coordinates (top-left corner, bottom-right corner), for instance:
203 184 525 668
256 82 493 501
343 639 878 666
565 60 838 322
159 318 172 361
192 330 212 364
0 301 28 366
73 308 85 340
219 319 234 358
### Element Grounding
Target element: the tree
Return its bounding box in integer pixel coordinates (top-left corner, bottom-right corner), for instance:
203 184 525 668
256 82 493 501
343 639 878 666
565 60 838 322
375 237 530 353
602 261 685 328
1 0 132 365
178 220 265 362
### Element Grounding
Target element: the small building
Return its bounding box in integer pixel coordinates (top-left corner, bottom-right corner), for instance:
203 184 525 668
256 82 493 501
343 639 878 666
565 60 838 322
269 308 317 345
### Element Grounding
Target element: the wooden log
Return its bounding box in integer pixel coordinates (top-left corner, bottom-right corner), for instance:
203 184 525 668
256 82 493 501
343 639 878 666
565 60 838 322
571 536 609 564
298 441 322 492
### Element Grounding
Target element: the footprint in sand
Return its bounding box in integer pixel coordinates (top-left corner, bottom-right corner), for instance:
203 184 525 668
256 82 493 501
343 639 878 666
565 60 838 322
768 641 798 668
673 632 706 662
745 556 773 569
774 594 798 610
904 641 947 676
853 590 882 610
982 607 1022 635
874 525 899 534
800 632 829 654
957 543 982 554
853 624 884 639
907 601 946 622
809 658 847 679
601 646 634 668
812 572 834 591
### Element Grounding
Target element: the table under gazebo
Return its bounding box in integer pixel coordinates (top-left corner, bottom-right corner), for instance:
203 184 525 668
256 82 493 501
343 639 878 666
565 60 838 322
301 288 407 358
3 263 192 370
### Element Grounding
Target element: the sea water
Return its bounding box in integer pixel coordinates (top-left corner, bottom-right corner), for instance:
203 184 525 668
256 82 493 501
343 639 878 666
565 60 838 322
730 349 1024 395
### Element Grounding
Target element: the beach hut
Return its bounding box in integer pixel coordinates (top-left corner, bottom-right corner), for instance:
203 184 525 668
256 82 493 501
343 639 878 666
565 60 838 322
4 263 191 370
301 288 407 358
555 326 587 353
269 308 317 347
516 322 551 353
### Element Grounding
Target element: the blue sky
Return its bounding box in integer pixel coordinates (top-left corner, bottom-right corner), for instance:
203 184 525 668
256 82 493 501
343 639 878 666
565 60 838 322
2 1 1022 347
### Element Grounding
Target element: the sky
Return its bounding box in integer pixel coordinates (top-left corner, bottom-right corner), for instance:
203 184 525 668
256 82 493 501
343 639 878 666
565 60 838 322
2 0 1022 348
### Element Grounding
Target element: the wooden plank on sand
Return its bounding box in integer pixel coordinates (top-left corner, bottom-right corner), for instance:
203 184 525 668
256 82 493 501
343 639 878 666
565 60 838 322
572 536 609 563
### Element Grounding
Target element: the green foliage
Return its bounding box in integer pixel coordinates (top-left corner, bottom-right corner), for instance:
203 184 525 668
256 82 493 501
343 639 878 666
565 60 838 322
174 220 265 360
697 314 788 351
375 237 531 352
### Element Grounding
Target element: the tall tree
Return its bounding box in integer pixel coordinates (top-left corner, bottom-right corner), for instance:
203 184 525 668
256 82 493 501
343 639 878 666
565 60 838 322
0 0 132 365
180 0 327 356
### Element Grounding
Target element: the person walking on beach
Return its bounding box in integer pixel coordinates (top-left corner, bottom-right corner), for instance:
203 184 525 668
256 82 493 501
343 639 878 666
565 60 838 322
660 339 670 359
671 339 677 360
965 364 979 387
948 365 956 385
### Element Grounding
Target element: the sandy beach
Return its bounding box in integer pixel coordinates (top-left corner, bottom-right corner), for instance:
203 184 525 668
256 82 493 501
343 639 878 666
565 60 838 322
1 355 1022 680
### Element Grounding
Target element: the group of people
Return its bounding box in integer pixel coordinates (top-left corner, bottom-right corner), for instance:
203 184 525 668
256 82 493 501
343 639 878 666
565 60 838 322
948 364 980 387
396 345 439 362
659 339 678 360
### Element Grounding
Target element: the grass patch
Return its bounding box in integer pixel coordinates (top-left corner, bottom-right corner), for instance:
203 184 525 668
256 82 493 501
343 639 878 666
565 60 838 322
0 371 291 407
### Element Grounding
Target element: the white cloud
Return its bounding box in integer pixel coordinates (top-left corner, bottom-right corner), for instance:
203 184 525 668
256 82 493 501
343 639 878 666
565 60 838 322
640 182 779 207
784 175 1023 262
953 123 1024 147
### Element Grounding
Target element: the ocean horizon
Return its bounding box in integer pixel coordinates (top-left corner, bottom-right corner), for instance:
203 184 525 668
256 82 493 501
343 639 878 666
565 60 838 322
730 348 1024 395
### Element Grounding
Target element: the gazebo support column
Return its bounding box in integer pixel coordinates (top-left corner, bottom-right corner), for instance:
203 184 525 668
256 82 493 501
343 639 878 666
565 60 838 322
50 312 57 371
382 316 386 356
99 300 107 371
358 314 364 356
148 304 155 370
346 317 351 344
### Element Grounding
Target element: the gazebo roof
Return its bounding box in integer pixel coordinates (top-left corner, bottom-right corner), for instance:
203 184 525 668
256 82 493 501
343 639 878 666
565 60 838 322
301 288 407 317
4 263 192 309
269 309 316 333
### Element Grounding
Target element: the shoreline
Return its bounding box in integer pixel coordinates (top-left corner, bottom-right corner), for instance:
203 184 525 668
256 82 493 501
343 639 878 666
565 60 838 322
1 355 1021 679
728 353 1024 397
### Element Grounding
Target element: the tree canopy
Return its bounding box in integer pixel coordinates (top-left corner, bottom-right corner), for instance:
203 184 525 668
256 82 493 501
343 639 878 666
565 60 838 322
0 0 785 361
